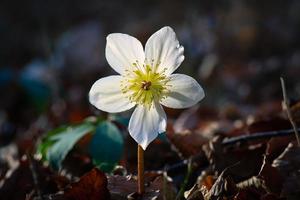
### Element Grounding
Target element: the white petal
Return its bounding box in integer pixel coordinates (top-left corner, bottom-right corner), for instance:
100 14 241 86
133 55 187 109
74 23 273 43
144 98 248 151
128 103 166 150
145 26 184 75
161 74 205 109
106 33 145 75
89 75 136 113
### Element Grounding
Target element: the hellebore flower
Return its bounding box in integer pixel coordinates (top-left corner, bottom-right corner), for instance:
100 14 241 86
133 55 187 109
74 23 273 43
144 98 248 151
89 26 205 149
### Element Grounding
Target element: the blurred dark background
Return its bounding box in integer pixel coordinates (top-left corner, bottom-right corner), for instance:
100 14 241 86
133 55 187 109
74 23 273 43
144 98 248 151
1 0 300 144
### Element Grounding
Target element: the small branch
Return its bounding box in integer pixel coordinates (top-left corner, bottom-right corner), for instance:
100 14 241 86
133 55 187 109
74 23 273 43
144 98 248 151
137 145 145 195
280 77 300 146
222 128 298 146
165 128 298 173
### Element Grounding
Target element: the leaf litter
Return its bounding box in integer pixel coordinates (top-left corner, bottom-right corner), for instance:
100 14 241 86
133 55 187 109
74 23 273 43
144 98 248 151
1 88 300 200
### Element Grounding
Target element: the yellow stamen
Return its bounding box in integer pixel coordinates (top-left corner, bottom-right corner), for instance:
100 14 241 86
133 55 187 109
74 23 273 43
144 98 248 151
121 63 170 107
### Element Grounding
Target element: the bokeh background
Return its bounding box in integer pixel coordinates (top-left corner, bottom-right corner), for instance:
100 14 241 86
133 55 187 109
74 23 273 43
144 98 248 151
1 0 300 145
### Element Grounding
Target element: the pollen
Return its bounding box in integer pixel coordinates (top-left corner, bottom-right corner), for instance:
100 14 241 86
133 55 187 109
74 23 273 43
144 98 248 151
121 63 170 107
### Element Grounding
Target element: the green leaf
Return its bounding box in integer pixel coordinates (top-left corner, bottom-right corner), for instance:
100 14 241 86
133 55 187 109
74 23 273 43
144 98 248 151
36 116 102 162
47 123 95 170
36 126 68 161
89 121 124 172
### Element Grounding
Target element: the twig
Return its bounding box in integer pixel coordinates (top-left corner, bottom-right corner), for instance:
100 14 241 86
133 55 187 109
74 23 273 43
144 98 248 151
222 128 298 146
165 128 298 173
280 77 300 146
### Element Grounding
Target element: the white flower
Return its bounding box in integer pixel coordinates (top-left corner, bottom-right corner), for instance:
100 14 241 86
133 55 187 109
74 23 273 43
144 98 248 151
89 26 205 150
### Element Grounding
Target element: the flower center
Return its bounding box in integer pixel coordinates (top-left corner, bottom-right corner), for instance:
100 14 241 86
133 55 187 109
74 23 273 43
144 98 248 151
121 63 169 106
141 81 151 90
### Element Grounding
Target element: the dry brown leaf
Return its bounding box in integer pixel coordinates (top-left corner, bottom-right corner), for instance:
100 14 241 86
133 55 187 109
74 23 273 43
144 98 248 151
247 118 291 134
260 193 285 200
290 100 300 123
233 188 263 200
258 156 283 195
272 143 300 176
236 176 264 190
202 136 266 181
186 169 238 200
173 106 218 133
207 170 237 200
0 155 69 200
184 184 205 200
167 130 209 158
63 168 110 200
272 143 300 198
108 173 176 200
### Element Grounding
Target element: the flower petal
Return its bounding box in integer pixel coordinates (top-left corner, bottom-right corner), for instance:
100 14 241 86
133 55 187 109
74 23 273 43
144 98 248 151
128 103 166 150
161 74 205 108
89 75 136 113
106 33 145 75
145 26 184 75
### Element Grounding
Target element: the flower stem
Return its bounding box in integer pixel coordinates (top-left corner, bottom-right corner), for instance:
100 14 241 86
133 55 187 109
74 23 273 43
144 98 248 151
137 145 145 195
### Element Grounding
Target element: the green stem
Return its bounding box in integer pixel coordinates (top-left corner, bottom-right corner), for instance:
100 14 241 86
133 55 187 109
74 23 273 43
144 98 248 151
175 158 193 200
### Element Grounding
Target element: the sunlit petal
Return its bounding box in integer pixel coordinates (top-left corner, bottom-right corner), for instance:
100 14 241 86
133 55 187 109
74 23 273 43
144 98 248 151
145 26 184 75
128 103 166 150
161 74 205 108
106 33 145 75
89 75 136 113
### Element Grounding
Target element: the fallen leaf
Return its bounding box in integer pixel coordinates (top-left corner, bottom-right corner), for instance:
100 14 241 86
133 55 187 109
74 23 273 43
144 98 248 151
202 136 266 181
173 106 201 133
266 137 294 161
290 100 300 123
226 117 291 140
272 143 300 176
184 184 204 200
63 168 110 200
247 118 291 134
260 193 285 200
167 130 209 158
185 169 237 200
233 188 262 200
258 156 283 195
0 155 67 200
236 176 264 190
200 175 215 191
108 173 176 200
208 169 237 200
272 143 300 198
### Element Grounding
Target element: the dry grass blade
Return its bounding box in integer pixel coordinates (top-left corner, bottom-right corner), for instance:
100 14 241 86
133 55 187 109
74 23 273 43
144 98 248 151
280 77 300 146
